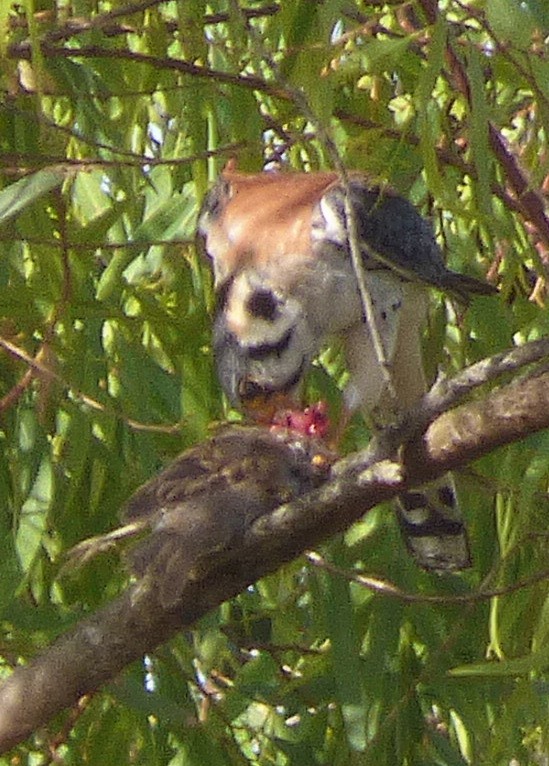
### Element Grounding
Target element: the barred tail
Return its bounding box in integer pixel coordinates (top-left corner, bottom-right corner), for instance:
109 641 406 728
396 474 471 572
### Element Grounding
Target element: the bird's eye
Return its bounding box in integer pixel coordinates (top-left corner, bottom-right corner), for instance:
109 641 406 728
200 179 231 224
247 289 280 321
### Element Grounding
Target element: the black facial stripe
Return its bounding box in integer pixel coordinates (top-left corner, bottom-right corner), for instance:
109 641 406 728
400 520 465 538
240 379 272 400
362 262 393 273
247 328 293 361
215 276 234 310
247 289 280 321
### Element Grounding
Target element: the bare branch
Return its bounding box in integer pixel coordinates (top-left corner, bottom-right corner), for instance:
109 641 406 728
305 552 549 605
7 44 290 100
1 348 549 751
417 0 549 252
0 336 185 433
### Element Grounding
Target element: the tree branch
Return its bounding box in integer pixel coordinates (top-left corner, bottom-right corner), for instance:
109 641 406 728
7 43 290 100
1 341 549 751
417 0 549 252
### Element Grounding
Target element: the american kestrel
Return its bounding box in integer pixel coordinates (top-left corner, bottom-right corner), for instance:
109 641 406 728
198 166 496 572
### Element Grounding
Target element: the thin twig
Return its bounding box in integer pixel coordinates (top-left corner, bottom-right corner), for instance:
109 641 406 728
0 234 195 249
0 143 248 169
0 336 184 433
306 552 549 604
254 68 397 400
417 0 549 252
8 44 290 100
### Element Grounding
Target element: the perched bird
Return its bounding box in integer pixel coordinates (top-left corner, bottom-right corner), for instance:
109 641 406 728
198 165 496 572
123 426 332 608
66 426 332 609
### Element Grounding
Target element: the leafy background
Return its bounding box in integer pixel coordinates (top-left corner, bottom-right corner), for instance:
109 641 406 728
1 0 549 763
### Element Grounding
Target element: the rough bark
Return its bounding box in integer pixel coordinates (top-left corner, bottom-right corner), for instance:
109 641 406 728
1 361 549 753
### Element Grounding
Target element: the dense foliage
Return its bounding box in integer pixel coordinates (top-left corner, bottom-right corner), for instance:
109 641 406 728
1 1 549 763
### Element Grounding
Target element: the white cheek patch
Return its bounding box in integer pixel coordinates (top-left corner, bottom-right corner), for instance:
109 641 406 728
224 273 301 348
215 282 319 398
244 329 309 391
314 194 347 246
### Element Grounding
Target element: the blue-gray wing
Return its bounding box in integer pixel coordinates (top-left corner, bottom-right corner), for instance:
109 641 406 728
316 180 495 302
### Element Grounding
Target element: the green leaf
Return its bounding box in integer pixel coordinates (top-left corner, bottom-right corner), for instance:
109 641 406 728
96 248 135 302
0 0 10 56
360 36 413 74
487 0 536 46
524 0 549 30
468 47 493 220
0 168 65 226
131 191 196 245
450 651 549 677
320 550 367 752
415 16 449 202
16 453 53 574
